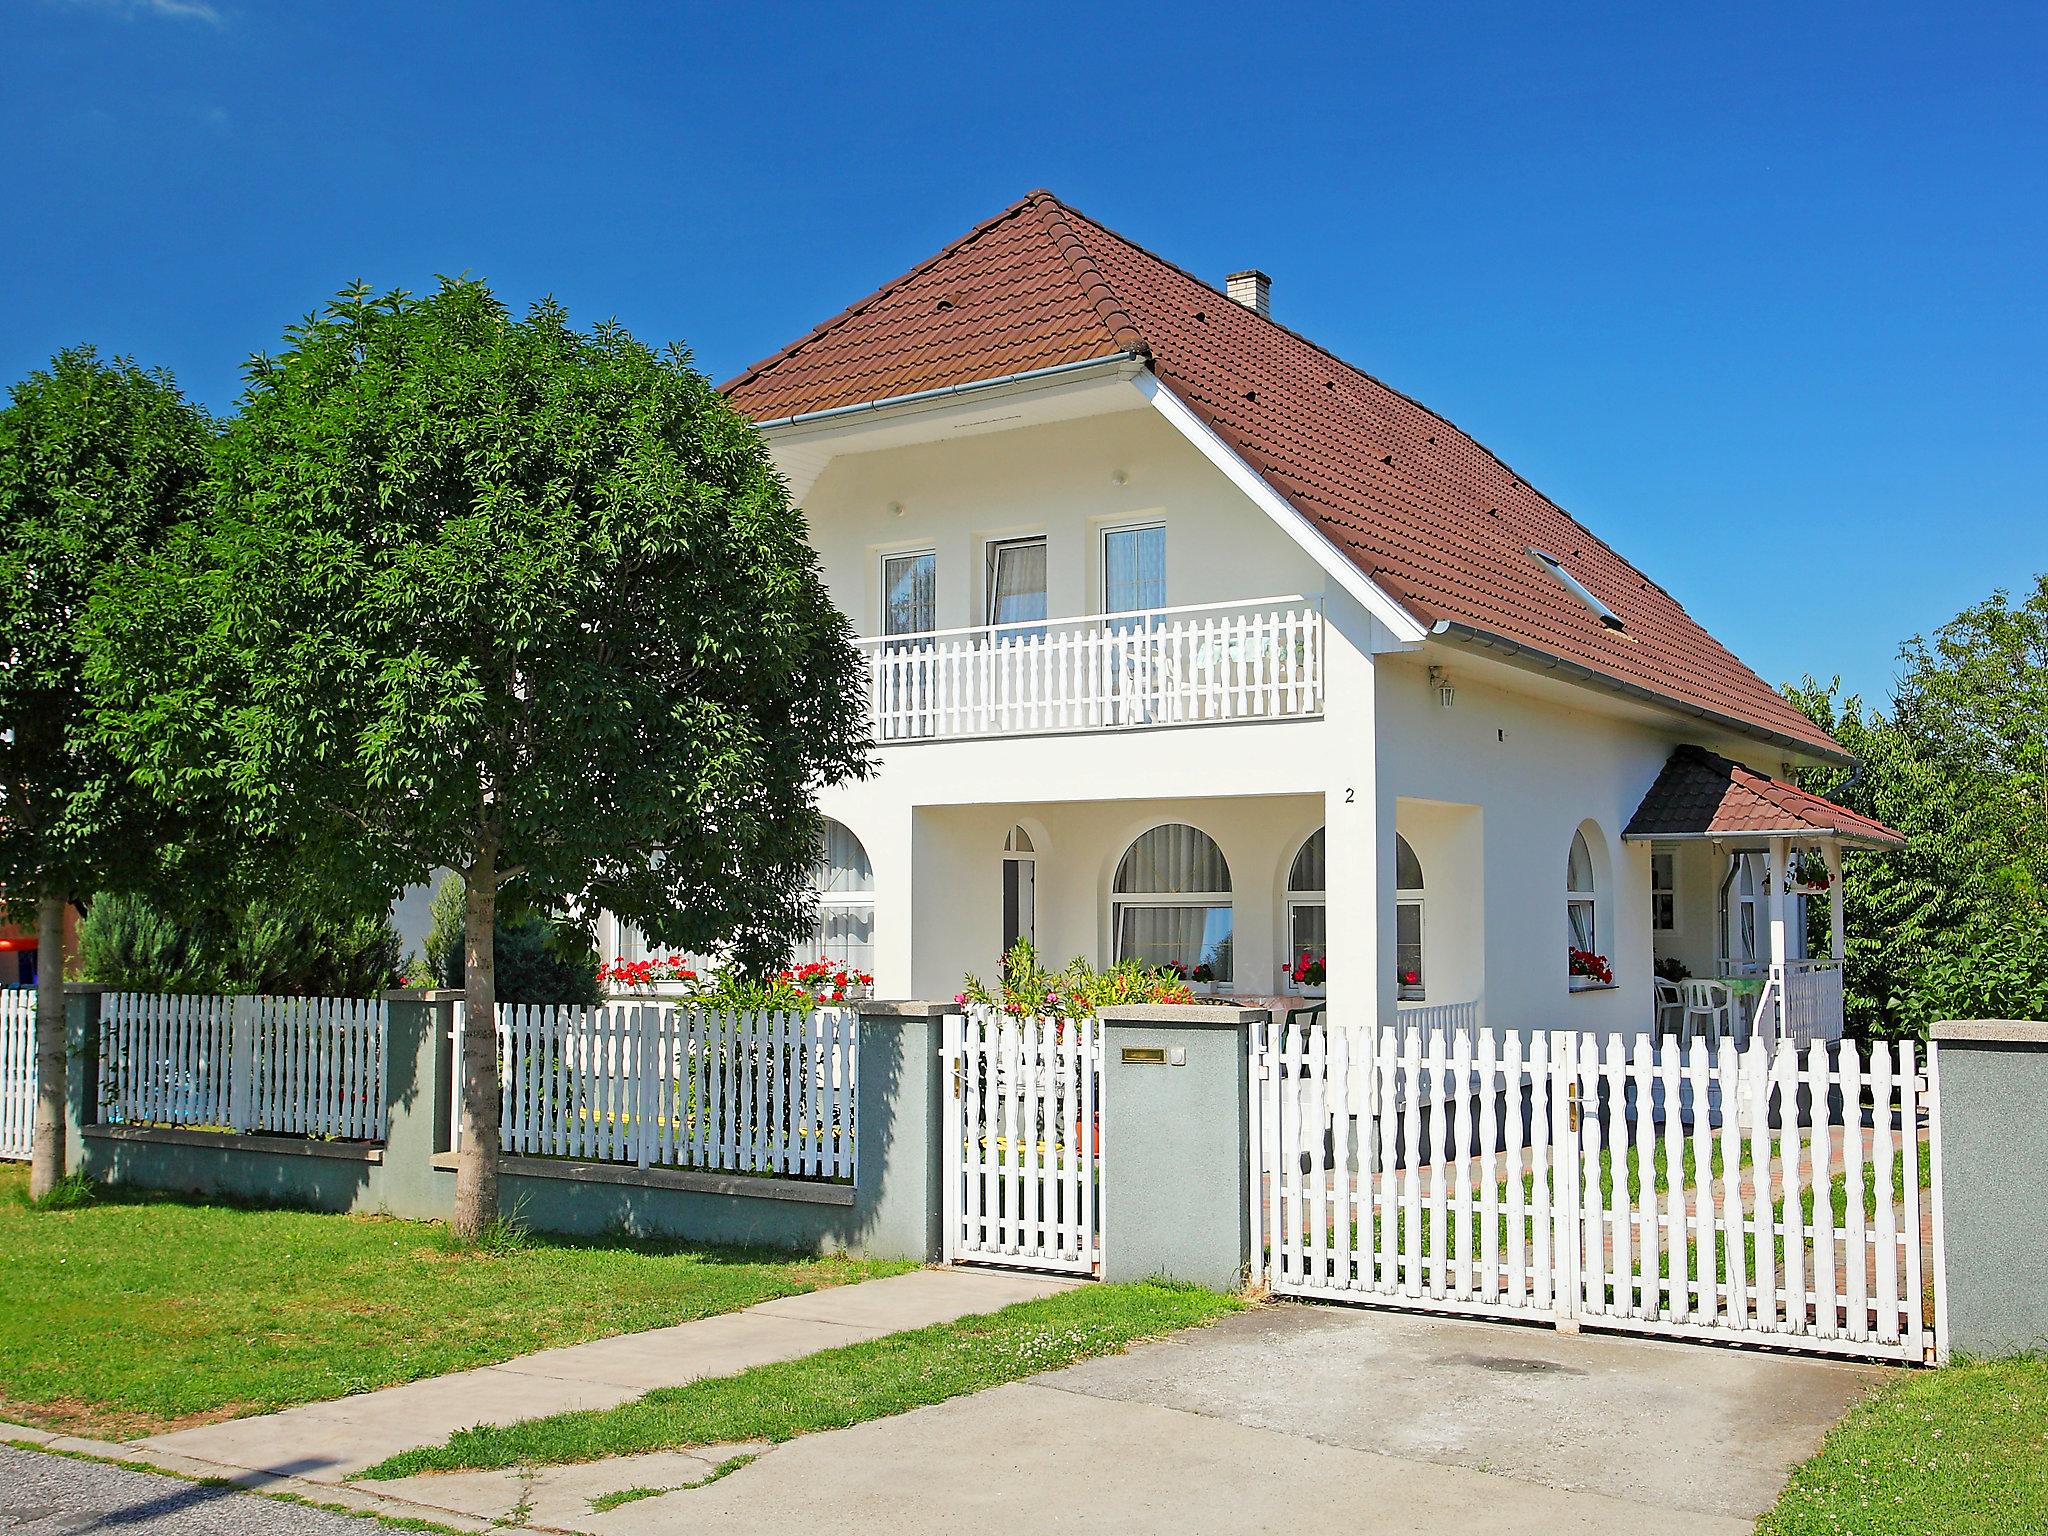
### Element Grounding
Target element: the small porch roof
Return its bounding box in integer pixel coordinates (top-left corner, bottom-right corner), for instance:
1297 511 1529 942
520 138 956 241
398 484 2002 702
1623 745 1906 849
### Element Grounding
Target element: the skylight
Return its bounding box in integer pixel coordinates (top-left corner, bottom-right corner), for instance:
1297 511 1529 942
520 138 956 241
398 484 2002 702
1529 549 1625 632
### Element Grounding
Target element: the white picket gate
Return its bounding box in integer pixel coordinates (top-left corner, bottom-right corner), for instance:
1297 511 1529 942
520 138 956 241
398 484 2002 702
942 1012 1102 1275
1253 1018 1938 1364
1 991 34 1160
460 1003 858 1182
98 993 387 1141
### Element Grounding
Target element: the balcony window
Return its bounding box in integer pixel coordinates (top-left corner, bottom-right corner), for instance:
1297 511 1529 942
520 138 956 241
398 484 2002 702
1103 523 1165 616
1112 822 1231 983
986 537 1047 640
882 550 935 641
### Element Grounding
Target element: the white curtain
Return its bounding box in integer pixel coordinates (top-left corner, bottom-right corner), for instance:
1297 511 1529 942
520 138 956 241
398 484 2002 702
1104 525 1166 614
988 539 1047 630
815 819 874 895
1115 823 1230 894
1116 904 1232 978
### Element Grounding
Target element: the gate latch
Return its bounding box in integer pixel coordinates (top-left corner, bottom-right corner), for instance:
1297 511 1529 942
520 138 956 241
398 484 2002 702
1566 1082 1580 1133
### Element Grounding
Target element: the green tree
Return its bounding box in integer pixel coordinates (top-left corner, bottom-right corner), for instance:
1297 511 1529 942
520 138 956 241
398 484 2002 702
88 281 870 1236
1788 574 2048 1035
0 350 211 1199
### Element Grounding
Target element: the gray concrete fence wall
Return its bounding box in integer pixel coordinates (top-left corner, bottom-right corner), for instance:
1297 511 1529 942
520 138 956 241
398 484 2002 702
66 987 947 1265
60 986 1271 1290
1932 1019 2048 1359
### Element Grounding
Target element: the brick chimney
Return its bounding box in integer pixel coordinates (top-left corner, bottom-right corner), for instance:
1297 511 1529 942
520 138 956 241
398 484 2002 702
1226 269 1271 319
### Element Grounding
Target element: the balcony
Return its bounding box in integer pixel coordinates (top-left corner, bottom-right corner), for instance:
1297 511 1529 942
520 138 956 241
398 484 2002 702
857 596 1325 743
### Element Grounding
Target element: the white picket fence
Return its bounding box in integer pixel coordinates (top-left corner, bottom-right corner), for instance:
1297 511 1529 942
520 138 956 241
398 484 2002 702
942 1012 1103 1275
460 1003 858 1182
860 597 1324 742
98 993 388 1141
1 991 33 1160
1254 1019 1936 1363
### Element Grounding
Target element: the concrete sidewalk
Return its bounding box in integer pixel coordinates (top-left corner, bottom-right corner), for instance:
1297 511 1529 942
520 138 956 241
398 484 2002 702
130 1266 1074 1485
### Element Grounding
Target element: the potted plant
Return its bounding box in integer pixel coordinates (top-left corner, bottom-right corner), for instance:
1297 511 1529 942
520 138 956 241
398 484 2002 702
1287 951 1326 999
1187 961 1218 997
1568 947 1614 988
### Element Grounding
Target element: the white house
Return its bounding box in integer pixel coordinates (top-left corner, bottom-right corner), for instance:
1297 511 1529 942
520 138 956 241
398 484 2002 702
604 190 1901 1043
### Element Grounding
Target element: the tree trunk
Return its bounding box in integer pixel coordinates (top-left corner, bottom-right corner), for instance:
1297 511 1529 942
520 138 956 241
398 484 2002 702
28 892 69 1202
450 850 501 1241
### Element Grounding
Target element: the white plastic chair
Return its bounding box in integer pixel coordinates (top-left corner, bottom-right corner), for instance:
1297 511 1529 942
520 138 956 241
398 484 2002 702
1655 978 1685 1038
1681 978 1732 1047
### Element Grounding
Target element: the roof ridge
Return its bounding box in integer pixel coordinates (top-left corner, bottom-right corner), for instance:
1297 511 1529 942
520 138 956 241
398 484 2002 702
1025 192 1151 359
718 191 1051 398
718 189 1146 400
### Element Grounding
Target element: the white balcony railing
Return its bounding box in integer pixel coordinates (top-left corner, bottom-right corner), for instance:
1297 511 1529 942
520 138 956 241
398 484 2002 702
856 596 1324 743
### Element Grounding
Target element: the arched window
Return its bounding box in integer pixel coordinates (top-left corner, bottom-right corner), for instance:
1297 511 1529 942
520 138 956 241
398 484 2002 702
1113 824 1232 982
1395 835 1425 1000
1567 828 1597 980
812 819 874 974
1002 825 1035 954
1286 829 1427 997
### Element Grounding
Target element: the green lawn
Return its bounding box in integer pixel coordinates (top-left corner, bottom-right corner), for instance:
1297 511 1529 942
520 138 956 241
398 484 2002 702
362 1279 1242 1479
1758 1356 2048 1535
0 1164 910 1439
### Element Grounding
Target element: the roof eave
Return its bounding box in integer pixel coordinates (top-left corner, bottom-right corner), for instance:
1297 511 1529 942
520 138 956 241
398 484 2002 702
1621 827 1905 848
746 350 1148 434
1428 620 1853 768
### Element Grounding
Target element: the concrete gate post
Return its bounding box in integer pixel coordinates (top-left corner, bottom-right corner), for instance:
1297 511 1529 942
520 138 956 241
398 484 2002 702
1097 1004 1263 1291
1931 1019 2048 1358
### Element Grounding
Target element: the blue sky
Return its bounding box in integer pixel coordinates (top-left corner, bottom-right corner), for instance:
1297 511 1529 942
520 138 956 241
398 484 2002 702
6 1 2042 707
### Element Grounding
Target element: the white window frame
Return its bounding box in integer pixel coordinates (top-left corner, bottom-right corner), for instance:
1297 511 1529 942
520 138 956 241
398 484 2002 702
1002 825 1036 954
1284 829 1324 996
1650 849 1676 934
1567 829 1599 989
879 547 937 640
811 818 875 975
984 535 1048 636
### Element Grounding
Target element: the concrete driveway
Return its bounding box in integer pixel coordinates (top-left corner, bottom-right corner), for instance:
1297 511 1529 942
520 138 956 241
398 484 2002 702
575 1301 1885 1535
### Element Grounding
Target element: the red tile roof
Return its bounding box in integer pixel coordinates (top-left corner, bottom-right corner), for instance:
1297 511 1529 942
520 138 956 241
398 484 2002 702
1624 746 1904 846
724 191 1845 761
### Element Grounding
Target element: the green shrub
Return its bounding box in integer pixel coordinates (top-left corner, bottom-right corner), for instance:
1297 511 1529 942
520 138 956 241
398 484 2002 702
75 890 400 997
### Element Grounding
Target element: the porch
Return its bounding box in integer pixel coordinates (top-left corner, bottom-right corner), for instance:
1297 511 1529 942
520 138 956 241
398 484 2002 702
1625 744 1905 1048
878 792 1482 1031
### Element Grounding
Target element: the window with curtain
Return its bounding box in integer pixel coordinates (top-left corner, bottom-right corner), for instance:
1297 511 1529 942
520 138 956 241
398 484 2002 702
1284 828 1426 997
1567 829 1597 970
1651 850 1675 933
882 550 935 640
986 537 1047 639
1103 524 1165 615
1113 823 1232 982
811 819 875 975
